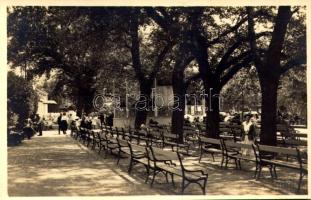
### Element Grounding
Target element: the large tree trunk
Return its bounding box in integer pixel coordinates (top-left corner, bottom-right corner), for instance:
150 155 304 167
203 80 220 139
134 80 153 129
259 75 280 145
76 88 94 117
171 70 186 143
247 6 292 146
76 96 84 118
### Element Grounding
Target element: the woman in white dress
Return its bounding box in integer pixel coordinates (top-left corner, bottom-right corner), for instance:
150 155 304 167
241 114 256 156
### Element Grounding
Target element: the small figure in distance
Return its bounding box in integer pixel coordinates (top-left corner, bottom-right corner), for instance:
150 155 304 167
60 112 68 134
37 115 44 136
57 113 62 135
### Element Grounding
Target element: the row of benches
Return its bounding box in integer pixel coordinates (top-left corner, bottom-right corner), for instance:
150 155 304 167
198 136 308 192
72 125 307 193
80 126 192 154
71 126 209 195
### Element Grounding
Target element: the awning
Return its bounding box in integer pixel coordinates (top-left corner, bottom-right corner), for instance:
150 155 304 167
43 100 57 104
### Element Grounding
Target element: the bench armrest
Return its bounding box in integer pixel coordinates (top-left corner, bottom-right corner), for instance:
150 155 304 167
183 168 208 176
164 160 176 166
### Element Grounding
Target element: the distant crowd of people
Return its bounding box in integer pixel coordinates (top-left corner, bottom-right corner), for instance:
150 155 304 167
23 114 44 139
20 111 114 138
56 111 114 135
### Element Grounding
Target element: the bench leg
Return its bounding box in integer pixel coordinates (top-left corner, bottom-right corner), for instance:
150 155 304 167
93 141 97 150
220 156 224 168
297 171 304 193
116 151 121 165
254 163 259 178
269 166 274 179
273 166 277 179
165 172 169 183
225 157 229 168
202 179 207 195
98 144 102 154
128 158 133 174
256 165 262 180
211 153 215 162
145 166 150 183
234 159 238 169
196 179 207 195
104 148 109 159
171 174 175 188
199 151 203 163
150 170 157 187
181 179 185 194
181 180 192 195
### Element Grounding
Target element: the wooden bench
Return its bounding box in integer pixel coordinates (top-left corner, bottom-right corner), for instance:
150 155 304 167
8 130 24 146
284 139 307 147
221 140 257 173
79 127 90 145
127 142 149 177
115 137 131 165
277 124 295 141
198 136 223 164
91 129 103 150
102 133 119 158
147 130 163 147
148 146 208 195
292 133 307 141
162 133 189 153
255 144 308 192
219 127 231 136
95 131 108 154
183 126 198 144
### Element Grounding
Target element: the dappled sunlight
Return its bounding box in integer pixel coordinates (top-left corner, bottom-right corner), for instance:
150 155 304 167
8 131 166 196
8 130 307 196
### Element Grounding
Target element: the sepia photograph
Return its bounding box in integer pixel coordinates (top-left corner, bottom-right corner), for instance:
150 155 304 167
5 2 309 198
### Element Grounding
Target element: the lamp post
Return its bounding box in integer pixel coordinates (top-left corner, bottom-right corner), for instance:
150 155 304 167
125 79 129 118
154 78 158 117
113 79 116 118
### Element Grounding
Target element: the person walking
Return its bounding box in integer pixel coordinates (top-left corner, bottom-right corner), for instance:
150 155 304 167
57 113 62 135
241 114 256 156
68 114 73 130
60 112 68 134
23 118 34 139
37 116 44 136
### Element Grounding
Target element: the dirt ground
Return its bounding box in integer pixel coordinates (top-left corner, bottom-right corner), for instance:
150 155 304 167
7 130 308 197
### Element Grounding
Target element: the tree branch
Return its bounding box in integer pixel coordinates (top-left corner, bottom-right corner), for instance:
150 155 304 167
217 50 250 74
280 57 306 74
145 8 170 32
266 6 293 67
150 41 174 79
216 31 270 76
185 73 201 88
220 56 252 87
208 16 248 46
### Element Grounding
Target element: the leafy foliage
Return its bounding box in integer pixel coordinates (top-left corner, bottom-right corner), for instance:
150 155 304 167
7 71 39 129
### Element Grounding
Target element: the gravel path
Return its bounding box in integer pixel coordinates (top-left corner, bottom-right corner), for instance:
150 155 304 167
7 130 307 196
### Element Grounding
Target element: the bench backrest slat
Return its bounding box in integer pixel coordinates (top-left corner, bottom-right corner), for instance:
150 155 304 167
224 141 253 150
285 139 307 146
258 144 298 156
151 146 178 160
199 136 221 145
117 138 128 146
130 142 147 152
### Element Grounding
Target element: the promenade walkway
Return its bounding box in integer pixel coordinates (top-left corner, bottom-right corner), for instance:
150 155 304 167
7 130 307 196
